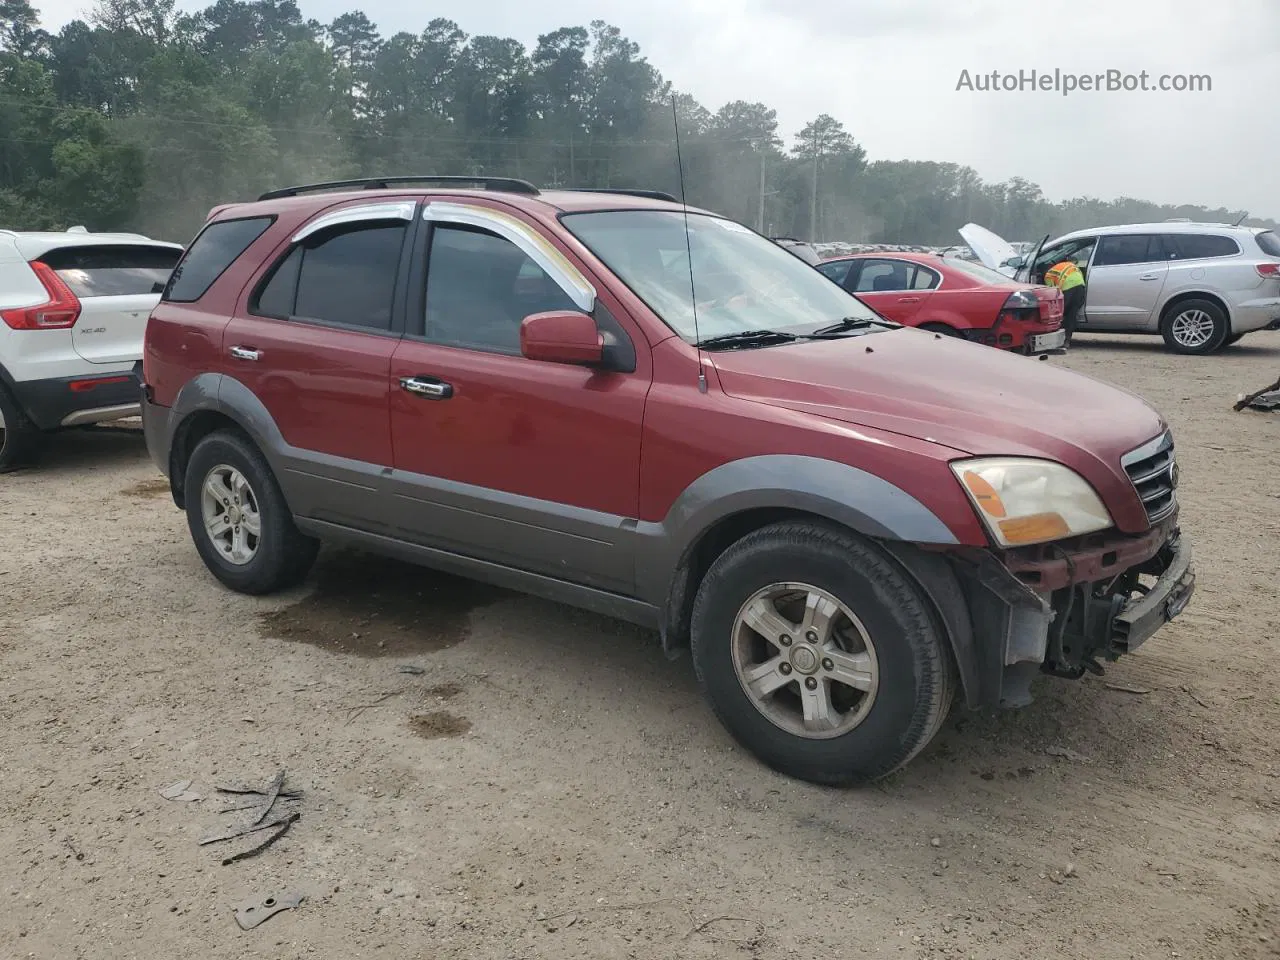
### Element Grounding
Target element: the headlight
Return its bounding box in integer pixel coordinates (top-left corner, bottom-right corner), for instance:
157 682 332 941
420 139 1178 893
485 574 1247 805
950 458 1112 547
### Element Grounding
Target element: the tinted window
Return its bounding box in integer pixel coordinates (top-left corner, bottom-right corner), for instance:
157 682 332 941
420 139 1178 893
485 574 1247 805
38 245 180 298
853 259 913 293
424 224 578 354
816 260 852 285
1256 231 1280 257
288 222 404 330
1166 233 1239 260
165 217 272 302
253 247 302 318
1094 234 1159 267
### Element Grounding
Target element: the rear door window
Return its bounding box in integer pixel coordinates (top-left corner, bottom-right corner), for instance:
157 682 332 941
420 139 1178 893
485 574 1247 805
38 245 181 298
1255 231 1280 257
165 216 273 302
1165 234 1240 260
252 221 407 332
1094 234 1160 267
853 259 917 293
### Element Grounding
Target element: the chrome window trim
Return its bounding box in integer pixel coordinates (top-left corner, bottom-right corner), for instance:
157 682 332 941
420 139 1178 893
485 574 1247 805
293 201 417 243
423 201 596 313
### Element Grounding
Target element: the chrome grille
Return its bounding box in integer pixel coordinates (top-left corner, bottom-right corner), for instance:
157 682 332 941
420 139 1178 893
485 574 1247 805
1121 431 1177 524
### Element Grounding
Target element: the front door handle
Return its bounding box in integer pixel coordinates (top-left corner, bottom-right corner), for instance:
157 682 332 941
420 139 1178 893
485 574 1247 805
229 345 262 361
1138 273 1161 281
897 296 922 303
399 376 453 400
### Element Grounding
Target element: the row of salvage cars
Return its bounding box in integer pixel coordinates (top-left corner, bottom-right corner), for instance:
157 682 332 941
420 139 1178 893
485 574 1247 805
777 216 1280 356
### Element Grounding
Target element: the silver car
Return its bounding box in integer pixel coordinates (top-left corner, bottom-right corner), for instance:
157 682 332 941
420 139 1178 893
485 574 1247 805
960 221 1280 354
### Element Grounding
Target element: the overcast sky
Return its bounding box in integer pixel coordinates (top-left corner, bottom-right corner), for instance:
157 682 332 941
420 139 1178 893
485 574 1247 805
35 0 1280 220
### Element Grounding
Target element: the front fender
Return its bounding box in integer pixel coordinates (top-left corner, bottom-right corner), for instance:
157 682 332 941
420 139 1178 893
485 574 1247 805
634 454 960 604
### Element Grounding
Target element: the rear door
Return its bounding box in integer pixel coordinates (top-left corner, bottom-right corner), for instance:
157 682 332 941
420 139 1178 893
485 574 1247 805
1085 234 1168 329
36 243 182 364
846 258 937 324
220 201 416 525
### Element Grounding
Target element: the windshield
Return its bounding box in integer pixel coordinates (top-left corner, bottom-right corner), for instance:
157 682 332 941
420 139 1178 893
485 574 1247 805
942 257 1019 286
562 210 881 343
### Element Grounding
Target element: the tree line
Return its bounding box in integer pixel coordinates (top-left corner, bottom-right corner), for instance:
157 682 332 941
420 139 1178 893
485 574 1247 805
1 0 1272 245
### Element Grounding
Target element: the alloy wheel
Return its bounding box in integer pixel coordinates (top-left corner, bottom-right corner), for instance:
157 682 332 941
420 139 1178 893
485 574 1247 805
731 582 879 739
1170 309 1216 349
200 464 262 566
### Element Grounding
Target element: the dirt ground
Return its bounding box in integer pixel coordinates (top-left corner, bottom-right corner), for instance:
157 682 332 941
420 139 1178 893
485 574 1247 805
2 333 1278 960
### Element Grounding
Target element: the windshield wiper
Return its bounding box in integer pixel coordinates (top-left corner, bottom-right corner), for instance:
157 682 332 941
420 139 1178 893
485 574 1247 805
696 330 799 350
811 315 899 336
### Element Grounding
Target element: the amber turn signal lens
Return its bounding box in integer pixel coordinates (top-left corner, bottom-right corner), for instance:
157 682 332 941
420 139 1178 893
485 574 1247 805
961 471 1007 518
997 512 1071 544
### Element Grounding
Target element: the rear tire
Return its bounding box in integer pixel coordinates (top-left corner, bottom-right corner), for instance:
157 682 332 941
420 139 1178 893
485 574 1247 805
920 322 962 338
690 521 955 785
184 429 318 594
1161 299 1229 354
0 384 41 473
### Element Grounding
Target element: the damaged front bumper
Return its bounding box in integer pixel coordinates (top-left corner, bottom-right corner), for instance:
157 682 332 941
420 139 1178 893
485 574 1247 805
951 520 1194 708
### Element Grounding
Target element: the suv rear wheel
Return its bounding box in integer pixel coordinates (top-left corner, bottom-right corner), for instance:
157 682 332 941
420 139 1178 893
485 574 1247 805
1161 299 1229 354
0 385 39 473
184 429 318 594
690 521 954 785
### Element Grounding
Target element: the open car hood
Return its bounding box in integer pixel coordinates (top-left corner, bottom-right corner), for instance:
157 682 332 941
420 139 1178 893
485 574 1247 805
959 223 1019 277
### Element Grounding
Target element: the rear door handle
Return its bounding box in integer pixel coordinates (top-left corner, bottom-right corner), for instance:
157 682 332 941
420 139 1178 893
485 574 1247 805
1138 273 1161 281
897 296 922 303
229 345 262 361
399 376 453 400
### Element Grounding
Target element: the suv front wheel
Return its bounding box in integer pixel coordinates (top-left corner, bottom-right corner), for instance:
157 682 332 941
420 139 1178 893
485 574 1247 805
1161 299 1229 354
184 429 318 594
690 521 955 785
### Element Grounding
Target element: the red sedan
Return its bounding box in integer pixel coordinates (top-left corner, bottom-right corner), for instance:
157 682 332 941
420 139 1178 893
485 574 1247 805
816 252 1066 354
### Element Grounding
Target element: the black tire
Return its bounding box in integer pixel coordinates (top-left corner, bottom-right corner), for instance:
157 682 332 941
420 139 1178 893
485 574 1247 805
1160 299 1229 355
1224 332 1246 346
183 428 318 594
690 521 955 785
0 383 42 473
920 322 962 338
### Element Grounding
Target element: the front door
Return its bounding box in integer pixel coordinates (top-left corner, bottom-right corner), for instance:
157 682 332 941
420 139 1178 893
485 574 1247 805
845 258 937 324
387 207 648 595
221 201 416 526
1082 234 1168 329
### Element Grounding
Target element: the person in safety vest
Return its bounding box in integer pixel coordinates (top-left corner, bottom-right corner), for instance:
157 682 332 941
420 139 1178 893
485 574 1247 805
1044 258 1086 344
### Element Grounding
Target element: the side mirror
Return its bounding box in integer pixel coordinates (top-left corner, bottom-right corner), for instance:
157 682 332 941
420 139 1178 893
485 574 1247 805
520 311 603 366
1003 255 1025 269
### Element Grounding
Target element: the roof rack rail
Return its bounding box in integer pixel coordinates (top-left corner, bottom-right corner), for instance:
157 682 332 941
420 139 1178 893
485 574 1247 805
565 188 680 203
257 176 540 202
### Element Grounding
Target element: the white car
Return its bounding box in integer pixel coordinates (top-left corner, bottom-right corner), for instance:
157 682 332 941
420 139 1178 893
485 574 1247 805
0 227 183 470
960 221 1280 354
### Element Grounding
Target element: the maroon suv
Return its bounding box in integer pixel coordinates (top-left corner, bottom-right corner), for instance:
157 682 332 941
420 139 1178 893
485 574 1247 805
140 176 1195 784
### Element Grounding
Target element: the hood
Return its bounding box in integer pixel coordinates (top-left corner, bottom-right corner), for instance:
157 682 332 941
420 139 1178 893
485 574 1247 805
710 329 1165 528
959 223 1019 277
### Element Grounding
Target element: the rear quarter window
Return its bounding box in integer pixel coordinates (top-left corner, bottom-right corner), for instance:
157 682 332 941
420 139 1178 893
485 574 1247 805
1255 231 1280 258
38 245 181 298
1166 234 1240 260
164 216 273 303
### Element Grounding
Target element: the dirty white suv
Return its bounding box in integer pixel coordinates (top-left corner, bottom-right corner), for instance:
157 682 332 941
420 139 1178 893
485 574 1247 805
0 227 183 470
962 221 1280 354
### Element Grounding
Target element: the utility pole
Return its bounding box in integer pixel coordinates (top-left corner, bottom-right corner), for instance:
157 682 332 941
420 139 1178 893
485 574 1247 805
809 127 820 243
757 146 766 233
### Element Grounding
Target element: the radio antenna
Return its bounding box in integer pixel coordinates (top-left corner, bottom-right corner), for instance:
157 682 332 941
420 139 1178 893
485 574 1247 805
672 95 707 394
1233 210 1249 227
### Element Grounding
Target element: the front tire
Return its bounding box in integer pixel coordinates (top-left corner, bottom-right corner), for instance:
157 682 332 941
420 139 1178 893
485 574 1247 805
0 384 41 473
690 521 954 785
183 429 318 594
1161 299 1229 354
